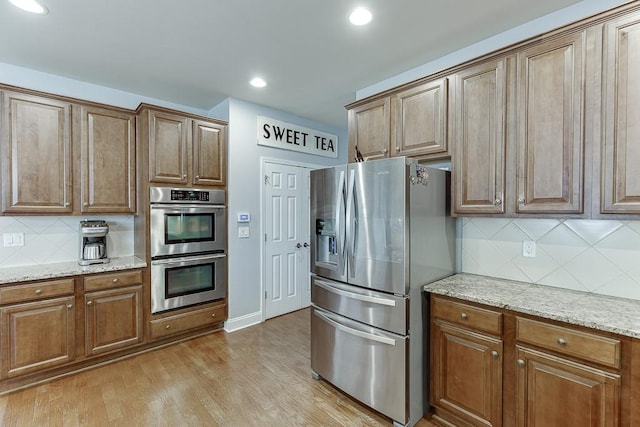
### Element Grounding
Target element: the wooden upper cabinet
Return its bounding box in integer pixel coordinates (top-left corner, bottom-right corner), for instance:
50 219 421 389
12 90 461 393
192 119 226 187
0 91 73 214
147 109 189 185
451 58 507 215
601 12 640 214
347 97 390 162
516 31 586 214
78 105 136 214
391 78 448 158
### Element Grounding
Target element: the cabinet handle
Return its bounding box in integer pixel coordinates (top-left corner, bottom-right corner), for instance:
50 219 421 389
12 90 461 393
112 278 120 283
460 312 468 320
517 359 525 368
87 301 93 306
67 304 73 309
34 289 43 295
557 337 567 346
165 324 171 329
518 196 525 204
491 350 499 359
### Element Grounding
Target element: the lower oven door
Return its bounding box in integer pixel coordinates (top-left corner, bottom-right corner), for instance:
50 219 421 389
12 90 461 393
151 253 226 314
311 305 408 424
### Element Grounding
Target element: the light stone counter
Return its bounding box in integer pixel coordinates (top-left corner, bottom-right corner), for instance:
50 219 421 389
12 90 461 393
424 273 640 339
0 256 147 285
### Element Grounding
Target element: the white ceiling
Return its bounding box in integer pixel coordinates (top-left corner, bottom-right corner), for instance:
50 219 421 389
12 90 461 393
0 0 583 129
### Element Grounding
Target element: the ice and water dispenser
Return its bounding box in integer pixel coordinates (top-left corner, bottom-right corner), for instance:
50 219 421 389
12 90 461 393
315 218 338 264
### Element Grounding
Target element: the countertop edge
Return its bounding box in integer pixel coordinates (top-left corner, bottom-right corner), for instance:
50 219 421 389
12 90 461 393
0 256 148 285
425 273 640 340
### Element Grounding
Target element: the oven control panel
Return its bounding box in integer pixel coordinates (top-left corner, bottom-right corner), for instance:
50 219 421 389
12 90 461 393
170 189 210 202
150 187 226 205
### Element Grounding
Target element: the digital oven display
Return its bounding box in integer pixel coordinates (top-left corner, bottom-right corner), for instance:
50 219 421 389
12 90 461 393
170 189 210 202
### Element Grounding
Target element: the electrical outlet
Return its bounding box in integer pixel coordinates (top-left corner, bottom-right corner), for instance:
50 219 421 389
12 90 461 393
522 240 536 258
3 232 25 247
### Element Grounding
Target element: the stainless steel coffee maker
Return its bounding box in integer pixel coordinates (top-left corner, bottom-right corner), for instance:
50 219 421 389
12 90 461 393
79 220 110 265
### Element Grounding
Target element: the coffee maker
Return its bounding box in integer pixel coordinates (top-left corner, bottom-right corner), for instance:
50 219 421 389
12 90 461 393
79 220 110 266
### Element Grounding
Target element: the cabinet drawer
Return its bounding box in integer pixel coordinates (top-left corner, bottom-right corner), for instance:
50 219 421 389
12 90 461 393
84 270 142 291
432 297 502 335
0 278 75 305
150 305 225 339
516 317 621 369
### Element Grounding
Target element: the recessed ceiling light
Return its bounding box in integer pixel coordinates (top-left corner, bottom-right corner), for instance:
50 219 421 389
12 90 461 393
9 0 48 14
250 77 267 88
349 7 372 26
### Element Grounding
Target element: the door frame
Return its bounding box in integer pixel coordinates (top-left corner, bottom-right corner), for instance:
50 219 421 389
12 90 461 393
260 157 323 321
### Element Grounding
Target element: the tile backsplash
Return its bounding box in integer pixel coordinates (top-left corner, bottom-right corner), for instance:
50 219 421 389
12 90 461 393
460 218 640 300
0 215 134 267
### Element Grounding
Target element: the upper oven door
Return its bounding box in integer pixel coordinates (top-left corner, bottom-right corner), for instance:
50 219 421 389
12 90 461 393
150 204 226 258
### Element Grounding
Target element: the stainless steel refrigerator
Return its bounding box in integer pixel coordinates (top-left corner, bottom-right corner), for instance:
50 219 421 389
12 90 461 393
310 157 456 427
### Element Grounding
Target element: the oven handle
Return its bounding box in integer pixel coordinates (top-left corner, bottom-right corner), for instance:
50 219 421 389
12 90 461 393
151 253 226 265
150 204 226 210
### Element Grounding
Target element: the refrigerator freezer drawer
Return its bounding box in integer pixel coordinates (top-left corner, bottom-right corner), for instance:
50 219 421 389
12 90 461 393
311 306 408 424
312 276 408 335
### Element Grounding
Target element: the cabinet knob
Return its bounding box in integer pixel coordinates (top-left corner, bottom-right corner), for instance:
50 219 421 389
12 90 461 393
517 359 525 368
87 301 93 306
165 324 171 329
195 175 200 179
67 304 73 309
460 312 468 320
557 337 567 346
83 202 88 207
518 196 525 204
382 148 388 154
64 202 70 207
396 146 400 152
211 313 216 318
112 278 120 283
35 289 43 295
494 198 502 206
182 174 187 179
491 350 499 359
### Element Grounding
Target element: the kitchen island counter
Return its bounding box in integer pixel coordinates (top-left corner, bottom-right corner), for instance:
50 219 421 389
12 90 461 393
425 273 640 339
0 256 147 285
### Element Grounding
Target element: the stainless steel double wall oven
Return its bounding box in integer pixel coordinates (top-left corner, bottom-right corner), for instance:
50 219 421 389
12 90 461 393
150 187 227 314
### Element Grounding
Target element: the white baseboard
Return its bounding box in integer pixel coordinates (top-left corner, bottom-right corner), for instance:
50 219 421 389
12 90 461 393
224 310 263 333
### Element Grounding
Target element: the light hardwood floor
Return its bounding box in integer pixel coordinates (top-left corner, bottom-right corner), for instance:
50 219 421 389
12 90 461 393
0 308 437 426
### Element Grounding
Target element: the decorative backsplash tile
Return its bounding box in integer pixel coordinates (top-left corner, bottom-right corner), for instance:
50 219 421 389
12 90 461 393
461 218 640 300
0 215 134 268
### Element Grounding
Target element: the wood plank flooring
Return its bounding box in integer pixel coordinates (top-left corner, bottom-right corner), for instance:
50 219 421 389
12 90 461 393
0 308 437 426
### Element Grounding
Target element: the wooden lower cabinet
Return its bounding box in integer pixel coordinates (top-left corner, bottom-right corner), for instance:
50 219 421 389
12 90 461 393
516 346 620 427
431 320 503 427
150 304 225 340
430 296 627 427
84 285 143 357
1 296 75 378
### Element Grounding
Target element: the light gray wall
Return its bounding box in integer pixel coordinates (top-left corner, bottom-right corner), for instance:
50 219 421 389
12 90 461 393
216 98 347 329
357 0 631 99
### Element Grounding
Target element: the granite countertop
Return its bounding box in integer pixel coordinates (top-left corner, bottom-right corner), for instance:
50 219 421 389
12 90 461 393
424 273 640 340
0 256 147 285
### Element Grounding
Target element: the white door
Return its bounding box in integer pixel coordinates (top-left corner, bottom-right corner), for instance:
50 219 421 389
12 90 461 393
264 162 311 319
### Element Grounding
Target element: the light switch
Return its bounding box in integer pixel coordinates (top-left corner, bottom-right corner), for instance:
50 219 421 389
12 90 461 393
238 226 250 238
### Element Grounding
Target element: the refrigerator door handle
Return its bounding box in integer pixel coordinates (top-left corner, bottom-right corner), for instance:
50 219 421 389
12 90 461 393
314 279 396 307
314 309 396 346
346 168 356 276
335 170 347 275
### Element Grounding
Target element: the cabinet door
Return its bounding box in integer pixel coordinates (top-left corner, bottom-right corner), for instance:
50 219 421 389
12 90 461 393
148 109 189 185
79 105 136 213
392 78 447 158
85 285 143 356
516 346 620 427
347 98 390 162
432 320 503 427
0 91 73 214
1 296 75 378
516 32 585 214
601 12 640 213
192 119 226 187
451 59 507 214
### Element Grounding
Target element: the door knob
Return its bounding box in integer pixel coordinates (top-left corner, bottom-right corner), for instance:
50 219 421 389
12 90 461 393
296 243 302 248
303 242 309 248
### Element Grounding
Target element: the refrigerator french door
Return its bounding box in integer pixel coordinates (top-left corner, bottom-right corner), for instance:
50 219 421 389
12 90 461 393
310 157 456 427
